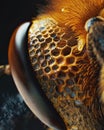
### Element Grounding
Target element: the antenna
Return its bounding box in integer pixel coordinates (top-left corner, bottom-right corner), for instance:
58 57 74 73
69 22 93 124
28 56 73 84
0 65 11 77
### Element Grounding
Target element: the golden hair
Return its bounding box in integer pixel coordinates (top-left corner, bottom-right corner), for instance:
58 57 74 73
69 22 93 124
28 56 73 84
46 0 104 38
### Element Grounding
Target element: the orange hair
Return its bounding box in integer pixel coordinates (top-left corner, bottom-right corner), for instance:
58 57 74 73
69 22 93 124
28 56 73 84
45 0 104 41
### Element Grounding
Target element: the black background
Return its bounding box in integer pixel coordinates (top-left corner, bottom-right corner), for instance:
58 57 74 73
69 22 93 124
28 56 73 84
0 0 48 130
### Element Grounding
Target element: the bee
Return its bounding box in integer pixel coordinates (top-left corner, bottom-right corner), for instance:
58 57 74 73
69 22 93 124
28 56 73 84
1 0 104 130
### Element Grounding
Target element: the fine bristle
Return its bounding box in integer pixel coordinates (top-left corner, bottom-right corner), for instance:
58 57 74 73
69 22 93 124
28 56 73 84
99 65 104 103
46 0 104 37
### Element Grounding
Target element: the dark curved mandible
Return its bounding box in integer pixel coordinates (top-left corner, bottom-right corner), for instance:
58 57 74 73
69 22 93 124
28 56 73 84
8 22 66 130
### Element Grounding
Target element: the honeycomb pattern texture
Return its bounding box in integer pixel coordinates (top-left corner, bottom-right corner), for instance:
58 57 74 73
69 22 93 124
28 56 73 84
28 16 103 130
28 17 80 93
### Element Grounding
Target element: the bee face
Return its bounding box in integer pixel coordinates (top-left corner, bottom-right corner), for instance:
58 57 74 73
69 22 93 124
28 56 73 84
7 1 104 130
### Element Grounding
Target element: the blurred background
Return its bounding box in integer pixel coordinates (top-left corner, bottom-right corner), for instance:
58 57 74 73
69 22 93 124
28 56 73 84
0 0 49 129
